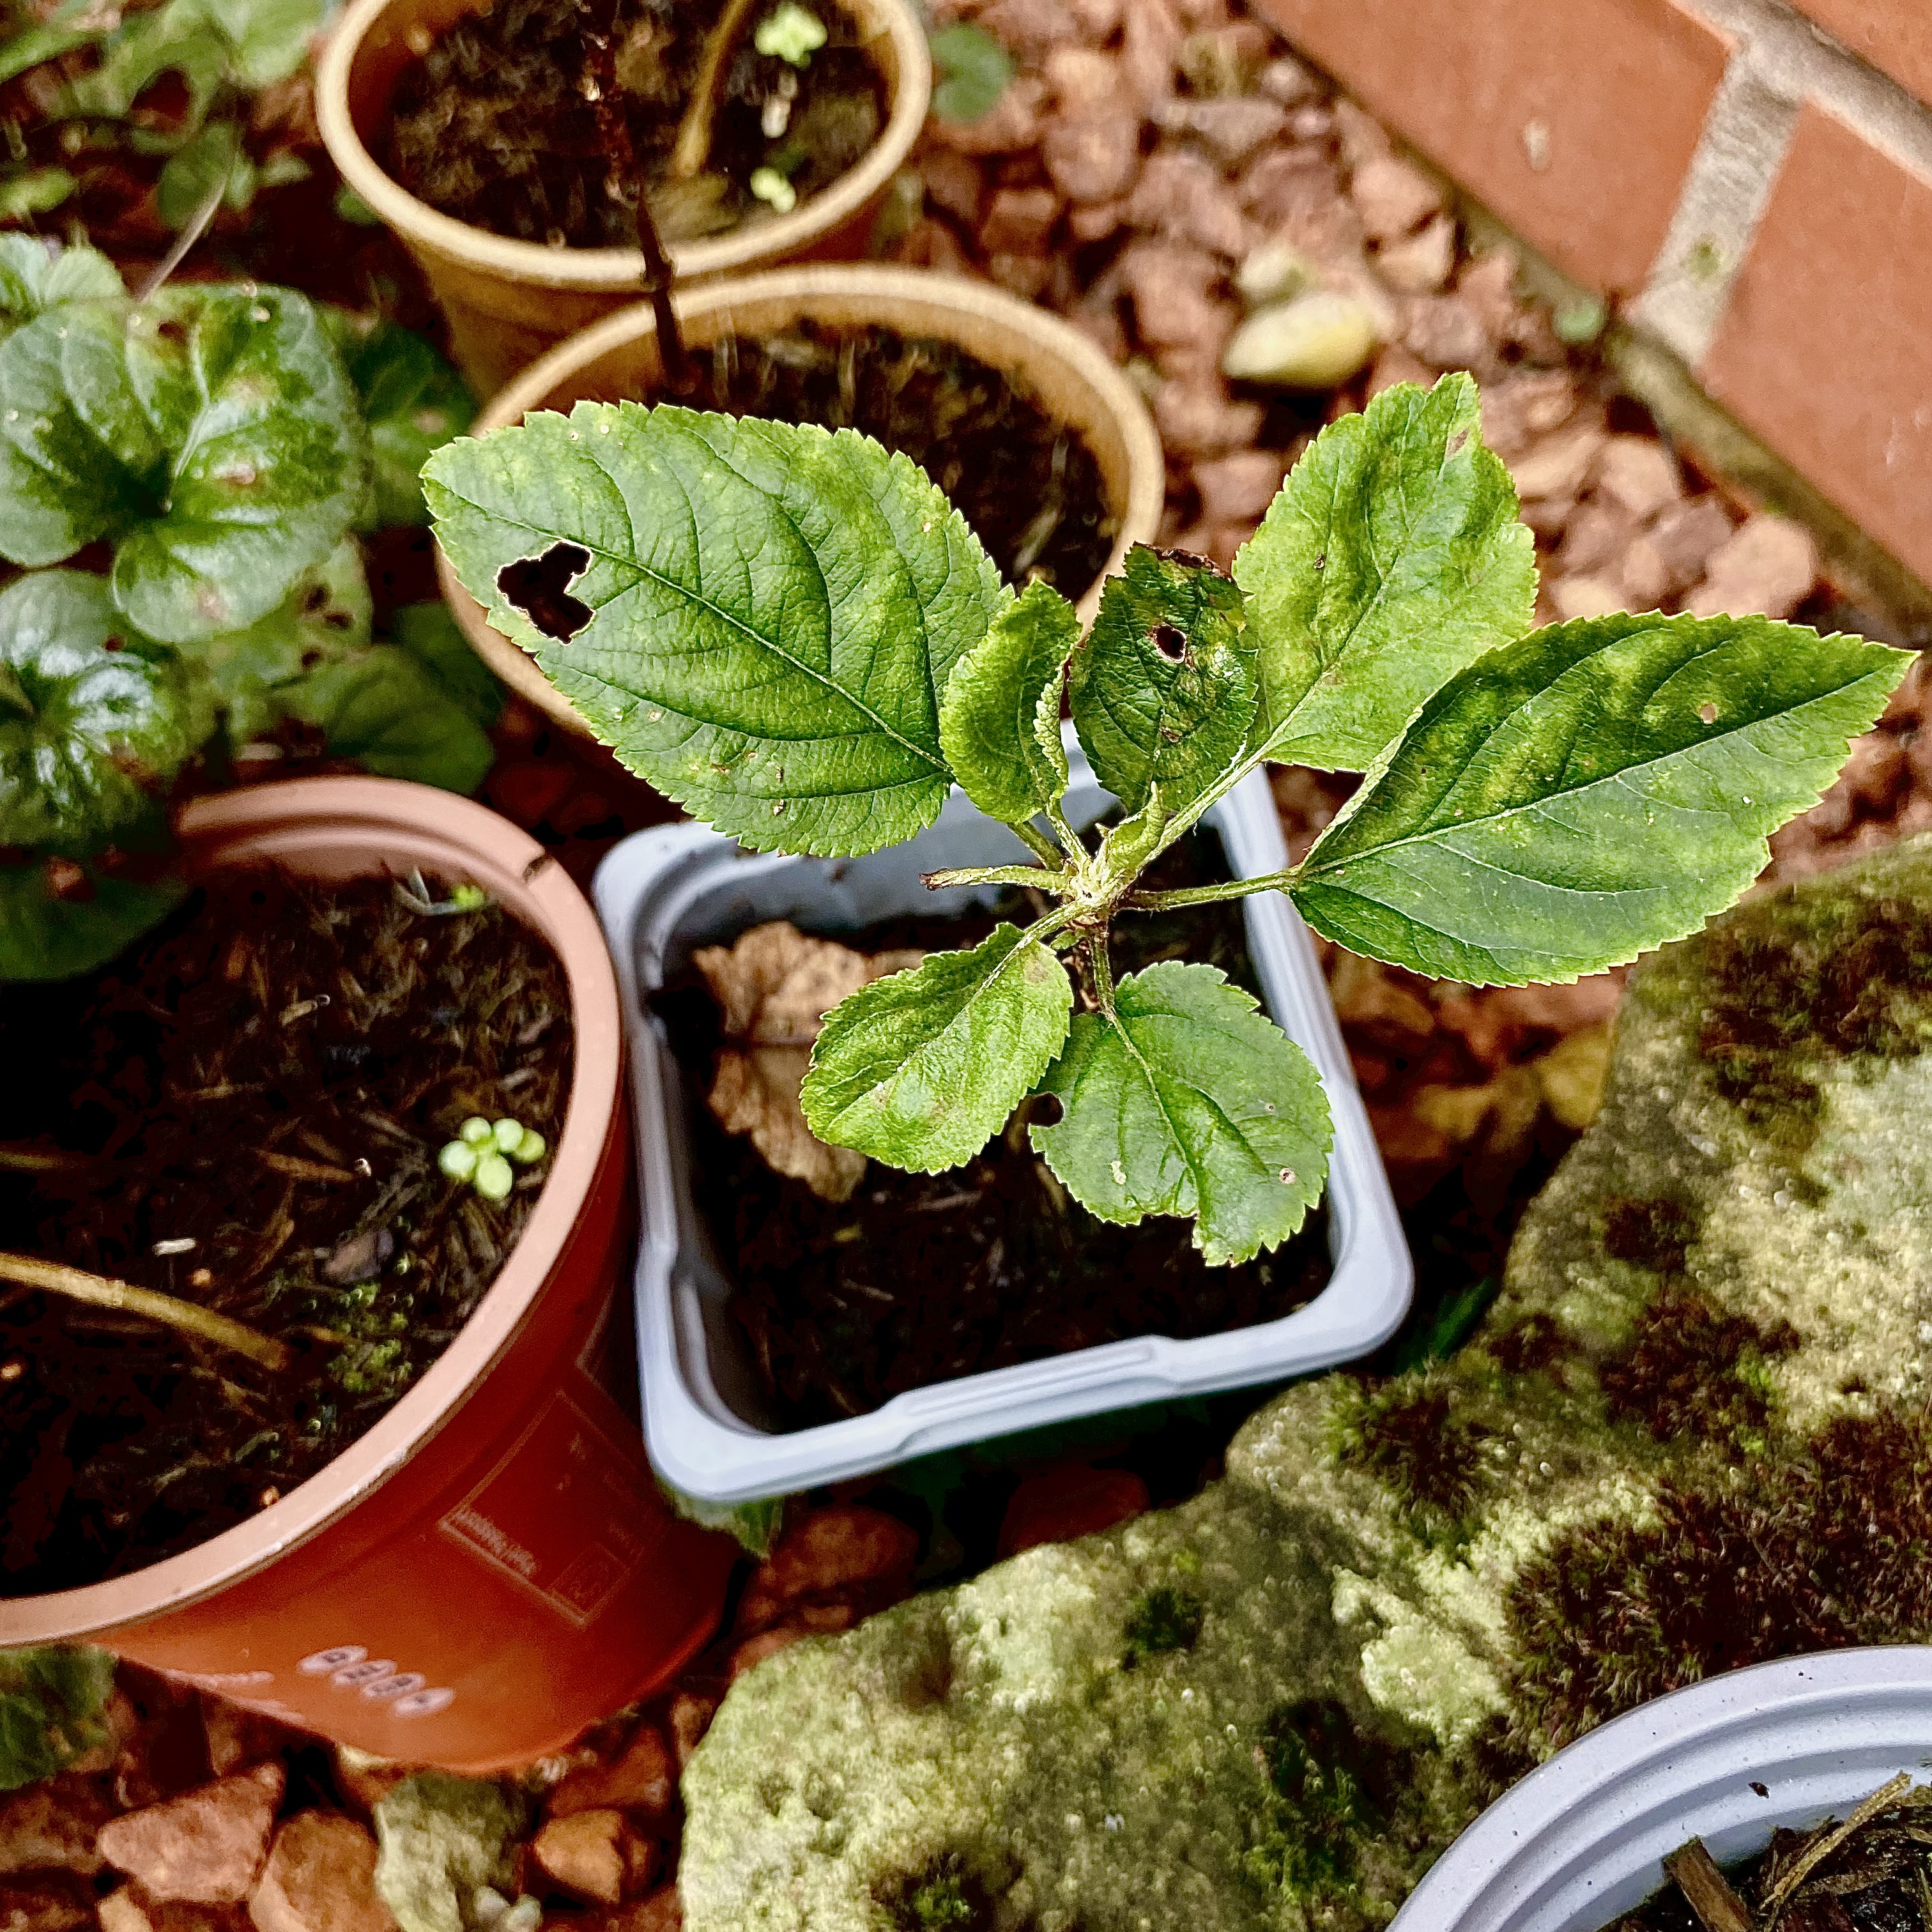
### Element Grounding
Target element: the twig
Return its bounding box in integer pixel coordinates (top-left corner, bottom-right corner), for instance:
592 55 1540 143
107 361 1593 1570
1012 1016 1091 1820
1662 1840 1754 1932
1759 1772 1915 1924
0 1250 290 1373
134 154 231 305
582 0 693 393
0 1142 86 1173
259 1151 359 1184
669 0 762 180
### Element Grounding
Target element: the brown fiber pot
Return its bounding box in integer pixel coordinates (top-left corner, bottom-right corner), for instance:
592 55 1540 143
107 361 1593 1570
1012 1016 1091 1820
437 263 1167 741
316 0 931 395
0 778 735 1773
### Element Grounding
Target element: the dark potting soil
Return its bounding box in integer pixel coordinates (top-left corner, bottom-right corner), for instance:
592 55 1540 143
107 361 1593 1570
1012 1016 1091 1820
682 324 1117 601
387 0 885 249
0 868 571 1592
1612 1781 1932 1931
654 829 1332 1430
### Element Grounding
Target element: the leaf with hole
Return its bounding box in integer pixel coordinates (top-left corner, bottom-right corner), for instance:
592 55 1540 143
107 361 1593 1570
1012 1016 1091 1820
325 312 475 529
1031 962 1331 1266
1292 611 1912 985
802 923 1073 1172
1234 373 1537 772
0 282 371 644
0 570 198 854
1070 544 1257 815
424 404 1008 855
939 579 1078 825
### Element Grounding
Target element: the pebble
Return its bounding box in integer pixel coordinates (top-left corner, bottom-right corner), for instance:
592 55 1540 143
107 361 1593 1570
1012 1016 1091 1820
1685 512 1820 620
1592 434 1683 521
97 1763 284 1905
1376 213 1457 293
1222 289 1379 387
249 1811 395 1932
1349 155 1441 241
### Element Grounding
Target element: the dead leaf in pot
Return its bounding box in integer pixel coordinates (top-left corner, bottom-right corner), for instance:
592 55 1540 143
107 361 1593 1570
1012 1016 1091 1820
694 923 922 1202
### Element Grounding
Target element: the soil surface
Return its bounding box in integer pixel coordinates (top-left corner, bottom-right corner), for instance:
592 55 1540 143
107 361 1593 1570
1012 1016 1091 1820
388 0 886 248
656 828 1331 1429
0 868 570 1591
647 321 1119 601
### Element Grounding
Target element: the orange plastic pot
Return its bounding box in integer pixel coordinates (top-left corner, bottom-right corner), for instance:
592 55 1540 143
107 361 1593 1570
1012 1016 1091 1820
0 778 735 1773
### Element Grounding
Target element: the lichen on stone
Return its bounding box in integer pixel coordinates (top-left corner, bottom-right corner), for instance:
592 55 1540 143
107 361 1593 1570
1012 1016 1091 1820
679 837 1932 1932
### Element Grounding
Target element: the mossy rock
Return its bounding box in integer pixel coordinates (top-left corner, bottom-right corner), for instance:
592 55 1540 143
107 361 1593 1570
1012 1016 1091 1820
681 836 1932 1932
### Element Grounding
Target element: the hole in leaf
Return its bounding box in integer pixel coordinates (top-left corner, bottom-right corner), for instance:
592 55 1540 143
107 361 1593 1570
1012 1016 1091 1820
155 319 188 346
1026 1093 1065 1129
498 542 592 642
1151 622 1188 663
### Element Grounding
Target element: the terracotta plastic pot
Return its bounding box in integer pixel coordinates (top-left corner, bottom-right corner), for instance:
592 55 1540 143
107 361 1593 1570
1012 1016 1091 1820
0 778 735 1774
316 0 931 395
436 263 1167 741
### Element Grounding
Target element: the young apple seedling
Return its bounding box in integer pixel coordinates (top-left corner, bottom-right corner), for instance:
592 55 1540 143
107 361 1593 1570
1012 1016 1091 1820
425 373 1912 1265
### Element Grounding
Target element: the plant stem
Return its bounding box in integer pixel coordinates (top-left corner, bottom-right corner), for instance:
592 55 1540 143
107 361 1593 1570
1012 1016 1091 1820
583 0 693 393
923 862 1069 893
1662 1841 1753 1932
1124 865 1298 912
0 1251 291 1374
1015 819 1069 866
669 0 762 179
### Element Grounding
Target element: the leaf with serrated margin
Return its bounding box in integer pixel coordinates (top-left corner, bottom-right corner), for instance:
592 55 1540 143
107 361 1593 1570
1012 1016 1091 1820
939 579 1078 824
0 284 371 643
801 923 1073 1172
1292 611 1912 986
425 406 1009 857
1069 545 1255 813
0 570 198 854
1234 373 1537 772
1031 961 1331 1266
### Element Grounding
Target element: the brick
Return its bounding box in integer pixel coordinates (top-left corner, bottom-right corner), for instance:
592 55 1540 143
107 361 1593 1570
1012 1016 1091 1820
1790 1 1932 111
1699 102 1932 586
1248 0 1730 292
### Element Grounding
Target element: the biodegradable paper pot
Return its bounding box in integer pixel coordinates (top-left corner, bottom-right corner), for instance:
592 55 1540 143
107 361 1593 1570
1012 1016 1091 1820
436 263 1167 742
0 778 735 1773
592 735 1413 1502
316 0 931 394
1392 1648 1932 1932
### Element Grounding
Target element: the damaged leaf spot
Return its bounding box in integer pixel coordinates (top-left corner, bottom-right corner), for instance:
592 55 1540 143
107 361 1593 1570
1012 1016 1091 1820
1151 622 1188 664
498 541 592 641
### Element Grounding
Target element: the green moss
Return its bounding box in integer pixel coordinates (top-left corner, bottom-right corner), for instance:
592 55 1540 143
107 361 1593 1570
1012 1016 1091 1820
1335 1378 1489 1539
1123 1585 1205 1664
1602 1197 1699 1274
877 1855 1010 1932
1597 1284 1795 1450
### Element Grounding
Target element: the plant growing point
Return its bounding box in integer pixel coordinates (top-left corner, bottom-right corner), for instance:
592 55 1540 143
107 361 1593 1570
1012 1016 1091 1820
425 372 1912 1266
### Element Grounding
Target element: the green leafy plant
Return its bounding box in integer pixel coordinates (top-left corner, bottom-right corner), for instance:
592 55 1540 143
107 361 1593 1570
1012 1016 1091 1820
0 1645 116 1791
0 234 490 981
0 0 325 230
425 374 1911 1265
926 20 1013 123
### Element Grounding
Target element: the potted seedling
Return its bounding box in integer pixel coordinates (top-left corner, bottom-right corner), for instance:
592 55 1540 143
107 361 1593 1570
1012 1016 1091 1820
317 0 931 392
0 236 733 1765
441 263 1163 740
424 369 1909 1493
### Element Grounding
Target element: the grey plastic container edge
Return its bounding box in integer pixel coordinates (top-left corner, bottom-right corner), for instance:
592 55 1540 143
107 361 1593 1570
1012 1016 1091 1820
594 741 1411 1503
1392 1648 1932 1932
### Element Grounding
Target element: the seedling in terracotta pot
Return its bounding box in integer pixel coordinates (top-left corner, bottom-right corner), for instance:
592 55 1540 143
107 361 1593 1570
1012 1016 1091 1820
429 372 1912 1267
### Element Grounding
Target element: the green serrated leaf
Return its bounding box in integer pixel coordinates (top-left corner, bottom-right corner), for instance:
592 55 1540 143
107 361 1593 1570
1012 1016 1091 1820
1293 611 1912 985
802 922 1073 1172
0 1646 118 1790
326 313 475 529
1070 545 1256 815
0 570 199 852
928 20 1013 122
660 1482 787 1558
388 601 503 728
938 578 1078 824
425 405 1008 857
0 166 77 221
0 862 188 981
156 119 246 229
1031 961 1331 1266
180 537 372 746
0 283 371 644
283 645 495 795
0 233 119 342
1233 373 1537 772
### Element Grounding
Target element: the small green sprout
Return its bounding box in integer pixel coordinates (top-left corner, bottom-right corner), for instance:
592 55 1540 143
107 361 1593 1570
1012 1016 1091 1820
437 1115 548 1200
749 167 797 213
755 3 826 66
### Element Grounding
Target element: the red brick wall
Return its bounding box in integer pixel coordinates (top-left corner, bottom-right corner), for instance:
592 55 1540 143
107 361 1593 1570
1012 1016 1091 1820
1249 0 1932 594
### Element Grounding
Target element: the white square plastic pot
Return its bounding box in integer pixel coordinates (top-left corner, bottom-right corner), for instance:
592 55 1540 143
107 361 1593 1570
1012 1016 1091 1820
1392 1647 1932 1932
594 743 1411 1503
